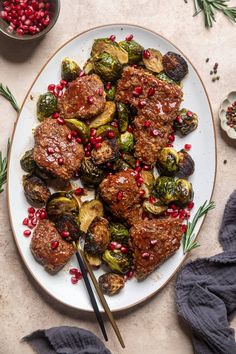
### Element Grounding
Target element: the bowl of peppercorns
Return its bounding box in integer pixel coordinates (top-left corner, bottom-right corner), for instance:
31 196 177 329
219 91 236 139
0 0 60 41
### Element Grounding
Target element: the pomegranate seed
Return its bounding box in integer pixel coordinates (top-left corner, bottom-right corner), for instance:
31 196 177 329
23 230 31 237
85 151 91 157
108 243 116 251
90 128 97 136
135 160 141 167
39 211 47 219
168 134 175 143
60 80 68 87
74 187 84 196
149 196 156 204
87 96 94 104
142 252 150 259
135 166 141 172
133 86 142 97
151 129 159 137
52 112 59 119
16 28 24 35
28 207 35 214
117 191 123 201
22 218 29 225
143 49 151 59
69 268 78 275
182 225 187 233
79 70 85 77
143 120 151 127
138 100 146 108
58 157 64 165
143 165 151 170
175 115 183 124
71 130 78 137
75 271 82 280
125 34 133 41
96 136 103 143
48 83 55 92
31 217 37 226
28 213 35 220
71 276 78 284
147 87 155 97
47 147 54 155
107 131 115 139
67 133 72 142
139 189 146 197
106 82 111 90
187 110 193 117
51 241 59 250
57 117 65 125
61 231 70 238
98 87 103 96
136 177 144 185
184 144 192 151
187 201 194 210
126 270 134 279
109 34 116 42
171 211 179 218
95 142 101 150
115 243 122 249
90 137 96 145
127 125 133 133
150 239 158 247
111 121 118 128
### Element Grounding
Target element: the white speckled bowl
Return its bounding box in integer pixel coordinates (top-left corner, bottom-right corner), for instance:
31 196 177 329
219 91 236 139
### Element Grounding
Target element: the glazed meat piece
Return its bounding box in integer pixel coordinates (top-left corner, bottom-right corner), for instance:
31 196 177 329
129 218 183 279
58 74 106 120
30 219 75 273
34 118 84 180
99 169 142 224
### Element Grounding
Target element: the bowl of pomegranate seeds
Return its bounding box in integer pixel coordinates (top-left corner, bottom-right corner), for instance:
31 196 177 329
0 0 60 40
219 91 236 139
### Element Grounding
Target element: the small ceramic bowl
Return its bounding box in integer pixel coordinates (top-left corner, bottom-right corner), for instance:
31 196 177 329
219 91 236 139
0 0 60 41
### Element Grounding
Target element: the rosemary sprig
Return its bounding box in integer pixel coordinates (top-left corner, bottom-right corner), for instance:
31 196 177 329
0 83 20 112
0 139 11 193
183 200 215 253
193 0 236 28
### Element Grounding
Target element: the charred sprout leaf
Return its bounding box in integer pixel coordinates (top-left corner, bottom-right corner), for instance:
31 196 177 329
157 147 180 176
64 119 89 143
55 214 80 241
102 249 132 274
79 199 104 233
83 59 94 75
79 157 107 187
89 101 116 129
143 48 163 73
23 174 51 207
94 52 122 82
0 138 10 193
84 216 110 255
143 200 167 215
122 153 136 169
176 179 194 205
37 92 57 122
105 85 116 101
91 138 119 165
177 149 195 178
140 170 155 198
162 52 188 82
61 57 81 82
91 38 128 64
174 109 198 135
46 192 79 220
98 272 125 295
117 102 130 133
119 131 134 153
112 158 130 171
154 176 178 205
119 40 144 64
109 222 129 244
20 149 36 173
156 71 179 85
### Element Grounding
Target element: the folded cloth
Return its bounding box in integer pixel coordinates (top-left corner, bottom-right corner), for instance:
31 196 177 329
23 326 112 354
176 191 236 354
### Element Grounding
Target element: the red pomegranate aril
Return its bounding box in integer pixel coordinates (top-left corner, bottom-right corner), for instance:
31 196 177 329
85 151 91 157
150 239 158 247
182 225 187 233
47 147 54 155
127 125 133 133
16 28 24 35
67 133 72 142
90 128 97 137
57 117 65 125
137 177 144 185
168 134 175 143
39 211 47 219
90 137 96 145
125 34 133 41
95 142 102 150
96 136 103 143
115 243 122 250
52 112 59 119
111 121 118 128
28 213 35 220
175 115 183 124
106 82 111 90
133 86 142 97
98 87 103 96
87 96 94 104
143 120 151 128
58 157 64 165
143 49 151 59
187 110 193 117
31 217 38 226
23 230 31 237
187 201 194 210
135 159 141 167
143 165 151 171
71 130 78 137
22 218 29 226
171 211 179 218
60 79 67 87
127 270 134 279
139 189 146 197
51 240 59 250
48 84 55 92
138 100 146 108
142 252 150 259
151 129 159 137
107 130 115 139
28 207 35 214
135 166 141 172
75 271 82 280
184 144 192 151
69 268 78 275
74 187 84 196
108 243 116 251
109 34 116 42
71 276 78 284
147 87 155 97
121 246 128 254
79 70 85 77
149 196 156 204
117 191 123 201
61 231 69 238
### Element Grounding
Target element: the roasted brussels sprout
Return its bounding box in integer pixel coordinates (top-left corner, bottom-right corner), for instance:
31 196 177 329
94 52 122 82
119 131 134 153
177 149 195 178
140 170 155 198
109 222 129 244
20 149 36 173
143 200 167 215
174 109 198 135
154 176 178 205
98 272 125 295
157 147 179 176
102 249 132 274
55 214 80 242
96 124 118 138
64 118 89 143
117 102 130 133
85 253 102 267
112 158 130 171
105 85 116 101
34 166 52 181
143 48 163 73
61 57 81 82
79 199 104 232
119 40 144 64
83 59 94 75
176 178 193 205
84 216 110 255
89 101 116 129
156 71 179 85
91 38 128 64
121 153 136 169
91 138 119 165
37 92 57 122
79 157 107 187
162 51 188 82
46 192 79 220
23 174 51 207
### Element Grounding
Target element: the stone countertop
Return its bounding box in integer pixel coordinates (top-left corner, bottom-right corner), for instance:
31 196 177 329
0 1 236 353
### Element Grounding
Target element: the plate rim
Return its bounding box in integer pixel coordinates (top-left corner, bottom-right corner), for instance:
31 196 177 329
7 23 217 313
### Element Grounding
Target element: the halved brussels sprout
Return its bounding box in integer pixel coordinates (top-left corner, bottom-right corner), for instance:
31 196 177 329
156 71 179 85
109 222 129 244
55 214 80 242
61 57 81 82
177 149 195 178
91 138 119 165
140 170 154 198
176 179 193 205
98 272 125 295
143 48 163 73
112 158 130 171
37 92 57 122
117 102 130 133
79 199 104 233
157 147 179 176
96 124 118 138
20 149 36 173
105 85 116 101
143 200 167 215
46 192 79 220
91 38 128 64
174 108 198 136
83 59 94 75
34 166 52 181
89 101 116 129
102 249 132 274
84 216 110 255
154 176 178 205
119 131 134 153
79 157 107 187
64 119 89 143
119 40 144 64
162 52 188 82
94 52 122 82
85 253 102 267
23 174 51 207
121 153 136 169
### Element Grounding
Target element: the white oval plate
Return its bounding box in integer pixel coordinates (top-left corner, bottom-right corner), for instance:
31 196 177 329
8 24 216 312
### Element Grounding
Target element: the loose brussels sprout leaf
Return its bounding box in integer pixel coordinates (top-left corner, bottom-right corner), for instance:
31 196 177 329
117 102 130 133
112 158 130 171
61 57 81 82
91 38 128 64
122 153 136 169
176 179 193 205
79 157 107 187
55 214 80 242
154 176 178 205
109 222 129 244
98 272 125 295
157 147 180 176
156 71 179 85
174 108 198 136
96 124 118 138
64 118 89 143
105 85 116 101
46 192 79 220
140 170 154 198
89 101 116 129
177 149 195 178
23 174 51 208
94 52 122 82
119 40 144 64
143 48 163 73
20 149 36 173
119 131 134 153
143 200 167 215
85 253 102 267
91 138 119 165
102 249 132 274
37 92 57 122
83 59 94 75
84 216 110 255
79 199 104 233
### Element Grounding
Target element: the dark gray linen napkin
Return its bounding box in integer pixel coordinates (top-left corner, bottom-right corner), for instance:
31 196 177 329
176 191 236 354
23 326 111 354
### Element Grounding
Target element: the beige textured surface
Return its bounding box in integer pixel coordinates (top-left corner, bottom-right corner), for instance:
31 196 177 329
1 1 236 353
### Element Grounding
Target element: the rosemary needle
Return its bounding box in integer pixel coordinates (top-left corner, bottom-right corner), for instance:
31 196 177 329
0 83 20 112
0 139 11 193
